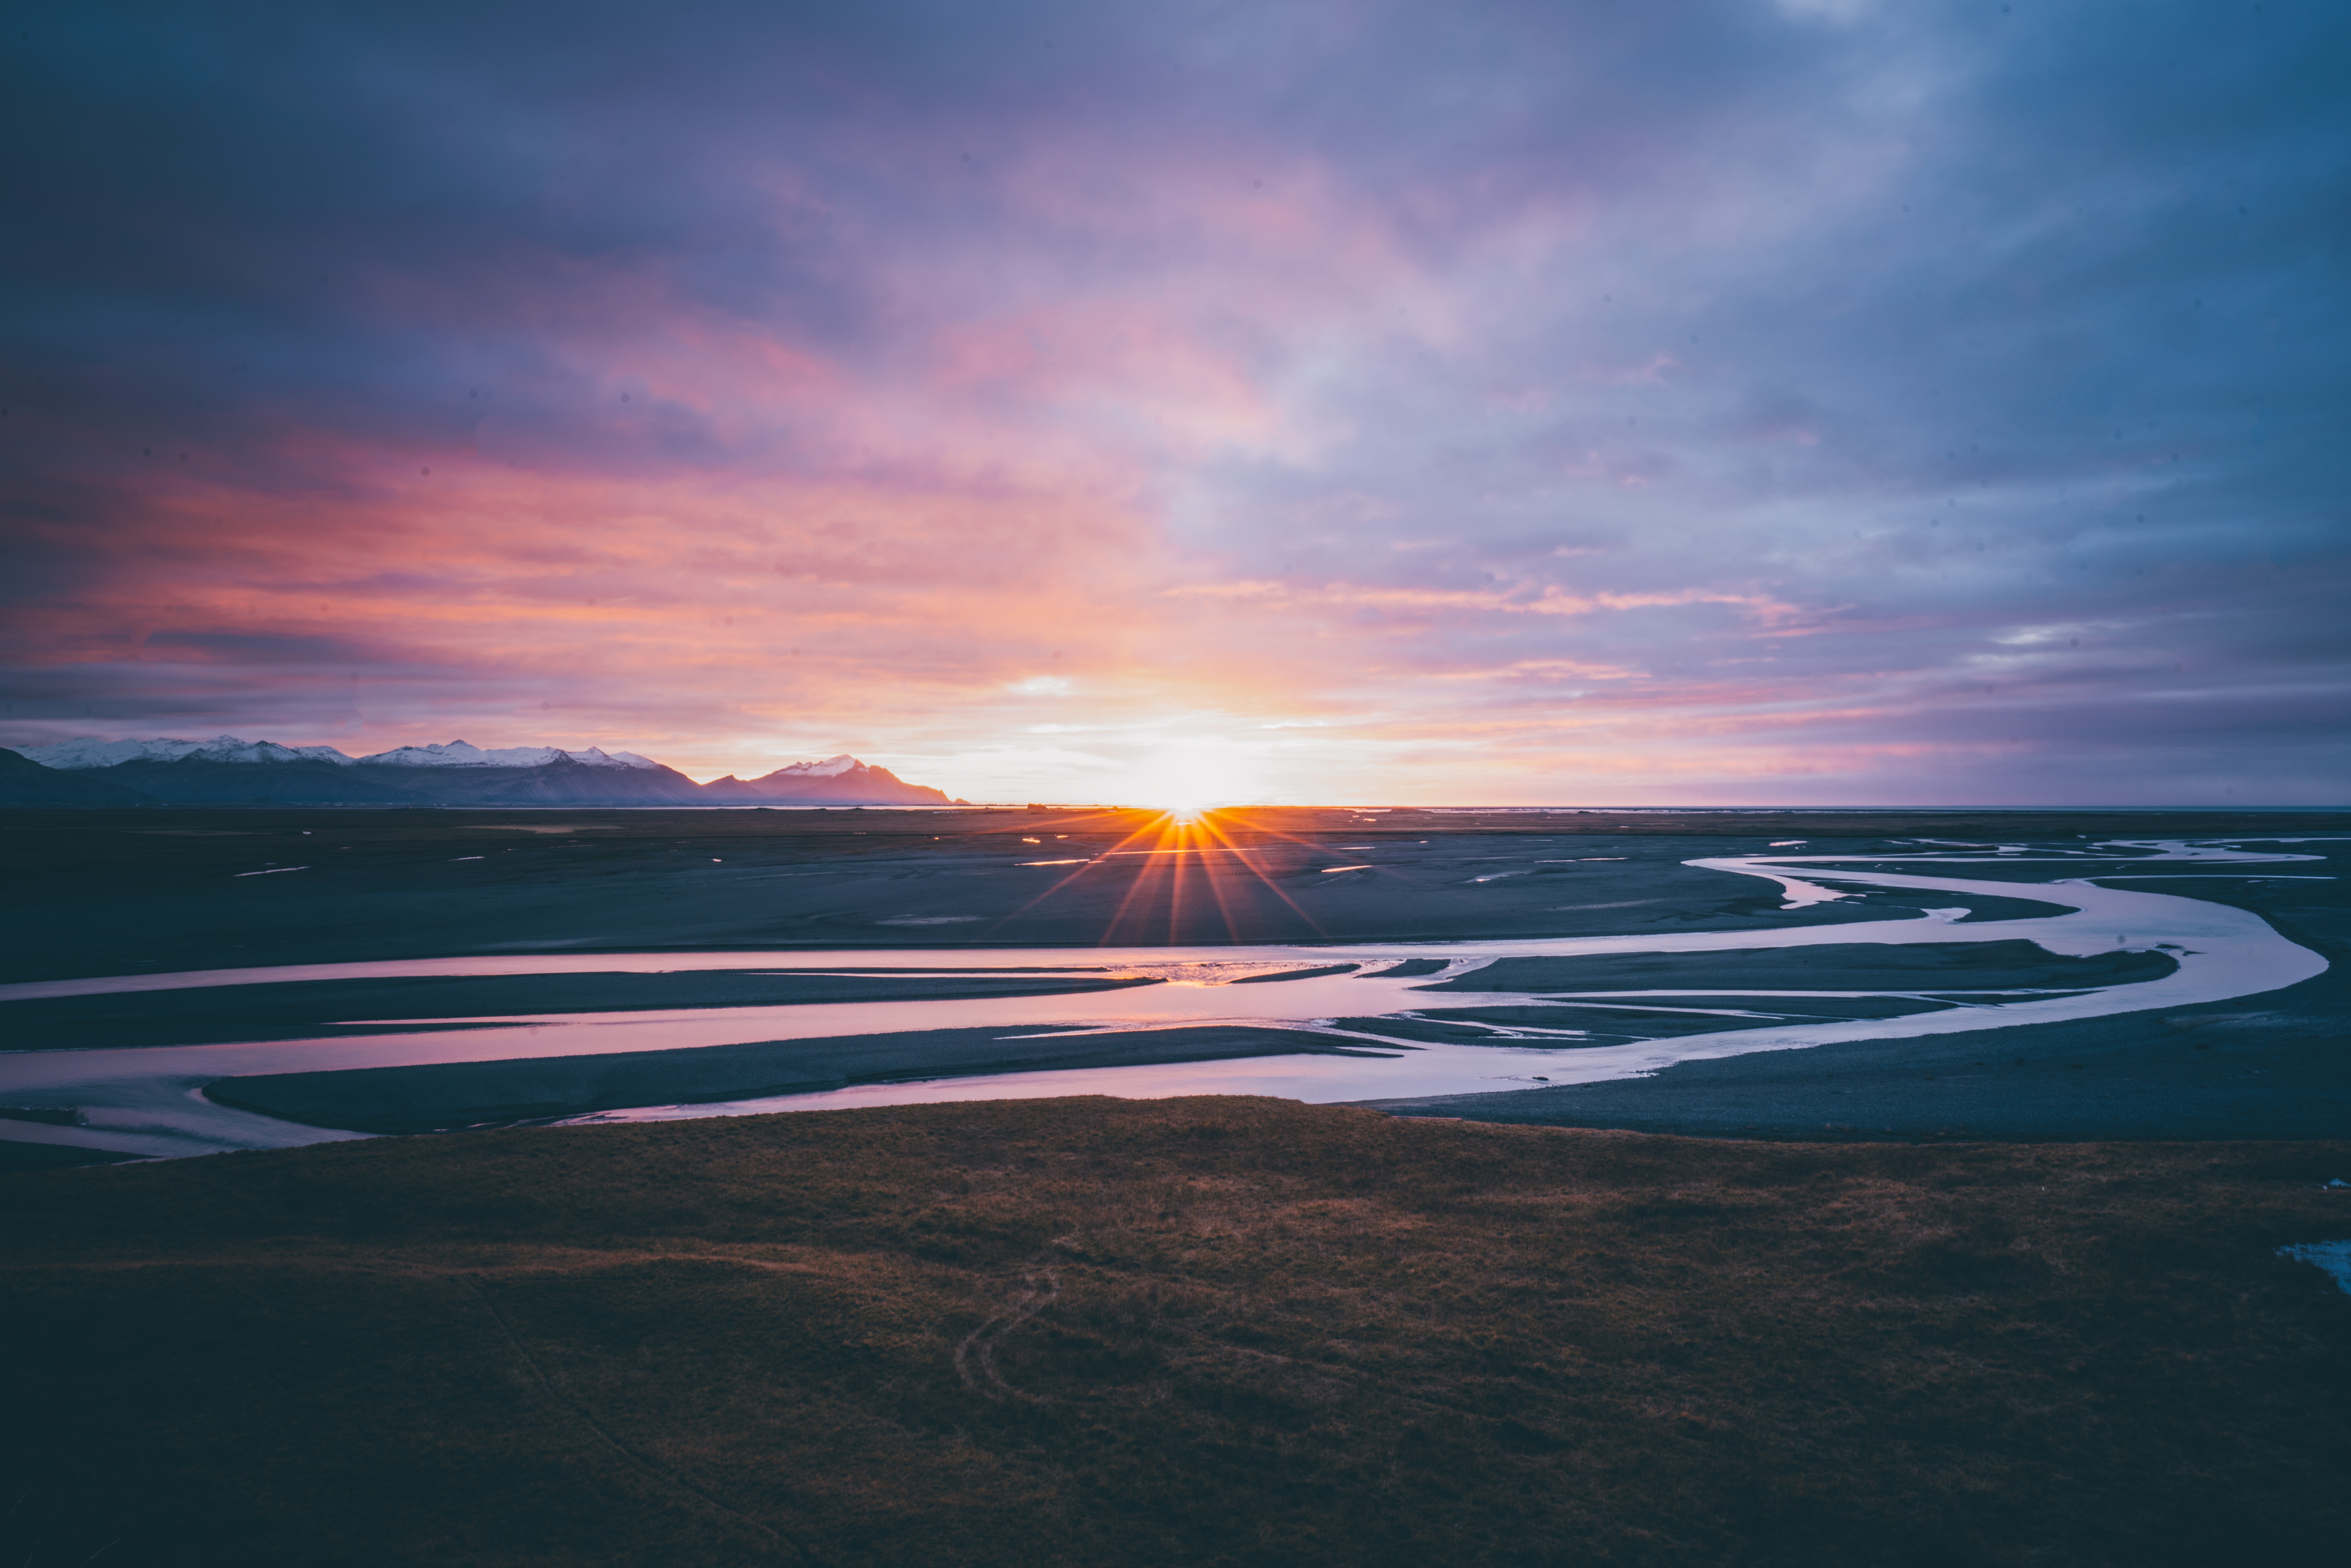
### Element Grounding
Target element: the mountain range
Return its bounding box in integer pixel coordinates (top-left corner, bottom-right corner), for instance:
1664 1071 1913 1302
0 736 963 807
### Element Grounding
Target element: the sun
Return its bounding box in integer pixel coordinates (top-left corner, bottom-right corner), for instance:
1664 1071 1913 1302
1135 746 1256 816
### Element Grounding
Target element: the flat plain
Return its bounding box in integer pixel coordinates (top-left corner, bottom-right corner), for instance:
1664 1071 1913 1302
3 1098 2347 1567
3 806 2347 1566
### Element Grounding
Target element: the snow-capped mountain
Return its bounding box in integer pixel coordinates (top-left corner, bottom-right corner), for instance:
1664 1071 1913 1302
22 735 662 771
356 740 659 770
6 733 960 805
17 735 357 769
773 753 860 778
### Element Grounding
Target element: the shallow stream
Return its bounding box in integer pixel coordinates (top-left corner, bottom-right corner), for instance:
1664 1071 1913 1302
0 840 2329 1159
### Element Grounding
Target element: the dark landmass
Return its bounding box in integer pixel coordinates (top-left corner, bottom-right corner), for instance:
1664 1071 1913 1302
4 1100 2345 1566
0 748 958 806
1334 996 1960 1047
94 754 441 804
0 1104 87 1126
1327 943 2179 1052
5 805 2344 1148
1416 940 2179 995
0 746 155 805
1 970 1166 1052
696 758 958 805
206 1024 1395 1133
0 1138 141 1173
1229 961 1361 983
7 816 2345 1560
361 754 713 805
1369 887 2351 1142
8 804 2331 985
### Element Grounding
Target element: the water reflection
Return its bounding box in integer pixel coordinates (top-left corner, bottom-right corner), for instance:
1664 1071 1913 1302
0 840 2326 1160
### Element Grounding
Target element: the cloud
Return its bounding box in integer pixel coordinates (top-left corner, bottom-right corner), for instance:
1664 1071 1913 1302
1 0 2343 802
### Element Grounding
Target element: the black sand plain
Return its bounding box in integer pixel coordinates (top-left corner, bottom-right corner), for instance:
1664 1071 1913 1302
0 803 2094 980
3 807 2348 1566
173 939 2184 1139
3 805 2346 1155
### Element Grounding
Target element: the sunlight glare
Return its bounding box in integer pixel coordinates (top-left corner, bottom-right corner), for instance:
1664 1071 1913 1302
1140 746 1255 816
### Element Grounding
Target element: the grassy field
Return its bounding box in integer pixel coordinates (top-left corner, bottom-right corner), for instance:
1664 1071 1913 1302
5 1099 2346 1566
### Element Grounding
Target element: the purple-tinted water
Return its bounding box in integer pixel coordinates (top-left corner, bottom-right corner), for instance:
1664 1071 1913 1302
0 842 2326 1160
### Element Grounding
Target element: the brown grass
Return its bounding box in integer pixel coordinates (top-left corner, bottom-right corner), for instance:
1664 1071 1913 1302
4 1098 2346 1566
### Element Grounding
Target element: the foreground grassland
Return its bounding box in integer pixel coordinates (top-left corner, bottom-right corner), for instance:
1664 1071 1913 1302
6 1100 2347 1567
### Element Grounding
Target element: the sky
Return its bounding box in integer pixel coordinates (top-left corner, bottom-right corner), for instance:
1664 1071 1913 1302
2 0 2345 805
